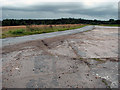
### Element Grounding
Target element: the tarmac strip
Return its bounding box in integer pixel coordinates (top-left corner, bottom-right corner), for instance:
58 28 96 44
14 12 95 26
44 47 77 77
1 25 94 47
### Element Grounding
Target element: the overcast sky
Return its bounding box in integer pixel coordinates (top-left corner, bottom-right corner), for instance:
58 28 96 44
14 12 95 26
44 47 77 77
1 0 119 20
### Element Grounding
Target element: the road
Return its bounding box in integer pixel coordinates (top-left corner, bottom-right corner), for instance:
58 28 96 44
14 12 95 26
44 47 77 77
1 26 119 88
1 26 94 47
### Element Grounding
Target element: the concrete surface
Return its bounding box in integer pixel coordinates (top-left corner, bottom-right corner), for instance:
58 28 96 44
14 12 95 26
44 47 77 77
1 26 119 88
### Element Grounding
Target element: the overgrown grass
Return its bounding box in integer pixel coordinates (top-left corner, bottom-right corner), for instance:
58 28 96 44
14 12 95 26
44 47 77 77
8 29 25 35
2 24 87 38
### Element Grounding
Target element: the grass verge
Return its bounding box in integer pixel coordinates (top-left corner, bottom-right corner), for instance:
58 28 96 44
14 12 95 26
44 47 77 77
2 24 87 38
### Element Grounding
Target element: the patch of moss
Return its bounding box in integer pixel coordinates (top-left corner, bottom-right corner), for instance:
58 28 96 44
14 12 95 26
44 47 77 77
92 58 103 62
102 79 111 89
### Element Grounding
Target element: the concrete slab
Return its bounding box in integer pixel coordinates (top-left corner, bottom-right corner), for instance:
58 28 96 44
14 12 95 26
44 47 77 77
2 26 119 88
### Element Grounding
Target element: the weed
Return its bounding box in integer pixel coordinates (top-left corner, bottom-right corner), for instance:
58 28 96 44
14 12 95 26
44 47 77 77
9 29 25 35
92 58 103 62
102 79 111 88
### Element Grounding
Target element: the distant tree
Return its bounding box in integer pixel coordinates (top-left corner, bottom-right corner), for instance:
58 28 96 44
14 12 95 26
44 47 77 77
2 18 119 26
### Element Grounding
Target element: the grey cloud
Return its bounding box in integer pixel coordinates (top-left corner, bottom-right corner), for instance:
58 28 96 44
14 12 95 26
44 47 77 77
2 2 118 20
3 3 82 12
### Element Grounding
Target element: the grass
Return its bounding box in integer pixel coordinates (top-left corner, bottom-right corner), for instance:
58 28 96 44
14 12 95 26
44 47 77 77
99 24 119 27
8 29 25 35
92 58 103 62
1 24 87 38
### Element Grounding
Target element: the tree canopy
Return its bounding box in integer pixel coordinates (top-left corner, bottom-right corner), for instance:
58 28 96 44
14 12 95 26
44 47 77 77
1 18 119 26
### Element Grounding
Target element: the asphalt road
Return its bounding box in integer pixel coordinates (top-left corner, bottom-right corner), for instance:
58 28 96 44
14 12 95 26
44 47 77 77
1 25 94 47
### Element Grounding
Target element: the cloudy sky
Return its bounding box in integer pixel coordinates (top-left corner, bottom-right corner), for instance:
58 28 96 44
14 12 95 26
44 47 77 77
1 0 119 20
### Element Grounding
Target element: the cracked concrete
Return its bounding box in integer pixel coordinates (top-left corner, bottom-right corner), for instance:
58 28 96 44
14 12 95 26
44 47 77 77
1 26 119 88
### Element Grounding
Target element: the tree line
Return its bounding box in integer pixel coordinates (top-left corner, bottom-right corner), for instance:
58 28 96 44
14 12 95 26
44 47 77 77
1 18 119 26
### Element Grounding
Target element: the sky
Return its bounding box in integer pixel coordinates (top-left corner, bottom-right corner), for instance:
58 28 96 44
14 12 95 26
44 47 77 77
1 0 119 20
